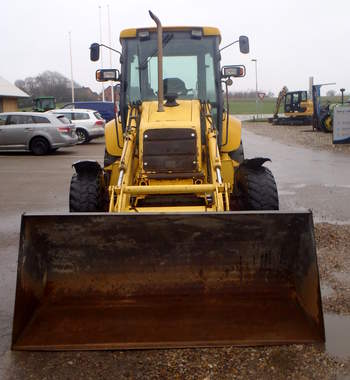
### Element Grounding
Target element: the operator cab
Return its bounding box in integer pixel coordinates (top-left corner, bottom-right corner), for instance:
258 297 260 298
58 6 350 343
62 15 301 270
284 91 308 113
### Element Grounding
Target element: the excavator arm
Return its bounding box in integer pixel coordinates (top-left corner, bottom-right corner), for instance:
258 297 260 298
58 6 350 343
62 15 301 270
273 86 288 118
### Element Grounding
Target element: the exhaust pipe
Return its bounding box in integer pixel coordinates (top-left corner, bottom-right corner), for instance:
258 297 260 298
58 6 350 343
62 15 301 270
149 11 164 112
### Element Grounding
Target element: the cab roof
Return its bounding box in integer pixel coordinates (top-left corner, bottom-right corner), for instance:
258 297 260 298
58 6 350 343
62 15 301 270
120 26 221 42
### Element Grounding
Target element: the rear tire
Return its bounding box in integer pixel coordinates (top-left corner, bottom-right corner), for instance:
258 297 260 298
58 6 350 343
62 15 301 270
235 165 279 210
76 128 89 144
69 173 107 212
30 137 50 155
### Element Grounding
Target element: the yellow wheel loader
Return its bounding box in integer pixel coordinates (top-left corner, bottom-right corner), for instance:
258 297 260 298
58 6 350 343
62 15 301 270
12 11 325 351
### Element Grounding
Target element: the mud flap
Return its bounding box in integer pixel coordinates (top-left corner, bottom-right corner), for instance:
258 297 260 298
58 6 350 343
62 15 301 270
12 211 325 350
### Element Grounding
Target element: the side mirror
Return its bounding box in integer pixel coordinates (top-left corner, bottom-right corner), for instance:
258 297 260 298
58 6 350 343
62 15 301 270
221 65 246 78
96 69 120 82
90 43 100 62
239 36 249 54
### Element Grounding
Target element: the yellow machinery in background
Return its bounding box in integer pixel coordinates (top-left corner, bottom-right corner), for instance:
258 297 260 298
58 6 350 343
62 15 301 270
12 12 324 350
269 86 314 125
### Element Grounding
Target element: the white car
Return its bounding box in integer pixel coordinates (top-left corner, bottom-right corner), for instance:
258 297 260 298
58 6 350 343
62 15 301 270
50 108 105 143
0 112 77 155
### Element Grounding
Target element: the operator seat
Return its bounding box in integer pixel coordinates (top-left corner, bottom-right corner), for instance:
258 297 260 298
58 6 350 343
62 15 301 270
163 78 188 97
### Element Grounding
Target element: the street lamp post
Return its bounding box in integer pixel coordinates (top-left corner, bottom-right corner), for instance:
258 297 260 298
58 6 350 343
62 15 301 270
68 31 75 104
98 5 105 101
251 59 258 119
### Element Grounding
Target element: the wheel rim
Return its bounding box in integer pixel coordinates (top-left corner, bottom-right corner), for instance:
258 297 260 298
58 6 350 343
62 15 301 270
76 129 87 142
32 139 47 155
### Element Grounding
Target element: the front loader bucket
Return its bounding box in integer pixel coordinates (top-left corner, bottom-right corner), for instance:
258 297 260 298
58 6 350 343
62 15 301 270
12 211 325 350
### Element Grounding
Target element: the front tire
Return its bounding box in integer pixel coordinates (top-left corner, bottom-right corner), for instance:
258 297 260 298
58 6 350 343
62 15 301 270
235 165 279 210
69 173 107 212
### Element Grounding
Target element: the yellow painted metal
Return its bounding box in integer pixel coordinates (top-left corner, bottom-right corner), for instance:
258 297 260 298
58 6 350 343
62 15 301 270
203 107 225 212
220 115 242 153
207 130 221 171
107 99 229 213
120 26 221 40
104 119 124 157
130 206 211 212
121 184 219 195
112 106 139 212
285 99 314 118
220 153 235 188
138 100 202 175
147 100 194 122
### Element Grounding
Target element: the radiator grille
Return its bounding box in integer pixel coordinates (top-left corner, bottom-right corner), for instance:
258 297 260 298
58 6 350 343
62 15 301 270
143 128 198 173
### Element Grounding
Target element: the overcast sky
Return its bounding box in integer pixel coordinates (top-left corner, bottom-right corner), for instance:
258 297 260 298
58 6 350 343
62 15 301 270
1 0 349 96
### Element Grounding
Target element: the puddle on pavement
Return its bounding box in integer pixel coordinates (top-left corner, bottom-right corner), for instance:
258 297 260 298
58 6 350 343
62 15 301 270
321 284 335 298
324 313 350 359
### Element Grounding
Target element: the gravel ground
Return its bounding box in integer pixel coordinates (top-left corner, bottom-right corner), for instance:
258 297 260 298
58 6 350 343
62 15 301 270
316 224 350 315
243 122 350 154
5 344 348 380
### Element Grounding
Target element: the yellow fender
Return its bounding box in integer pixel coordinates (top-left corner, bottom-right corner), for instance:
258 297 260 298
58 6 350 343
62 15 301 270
220 114 241 153
105 119 124 157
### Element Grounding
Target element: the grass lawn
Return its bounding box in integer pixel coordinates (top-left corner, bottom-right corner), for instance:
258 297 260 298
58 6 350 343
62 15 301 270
228 98 275 115
228 96 344 115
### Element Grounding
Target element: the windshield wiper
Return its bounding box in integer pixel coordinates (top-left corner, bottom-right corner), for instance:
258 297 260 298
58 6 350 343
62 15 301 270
138 33 173 70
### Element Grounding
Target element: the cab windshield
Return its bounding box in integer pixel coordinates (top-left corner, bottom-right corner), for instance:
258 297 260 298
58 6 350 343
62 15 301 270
123 31 220 104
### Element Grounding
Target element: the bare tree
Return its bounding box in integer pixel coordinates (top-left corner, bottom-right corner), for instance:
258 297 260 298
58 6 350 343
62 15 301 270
15 71 82 103
326 89 336 97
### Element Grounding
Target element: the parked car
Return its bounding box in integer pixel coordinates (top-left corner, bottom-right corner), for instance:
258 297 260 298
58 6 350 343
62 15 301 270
61 101 116 122
0 112 77 155
50 108 105 143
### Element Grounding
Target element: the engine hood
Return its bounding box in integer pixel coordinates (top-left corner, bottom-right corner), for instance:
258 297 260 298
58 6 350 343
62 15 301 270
143 100 199 124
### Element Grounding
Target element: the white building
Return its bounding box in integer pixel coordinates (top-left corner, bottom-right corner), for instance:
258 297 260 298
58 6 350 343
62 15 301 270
0 76 29 112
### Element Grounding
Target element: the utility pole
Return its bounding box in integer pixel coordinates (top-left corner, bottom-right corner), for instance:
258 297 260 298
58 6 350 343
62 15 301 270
107 4 114 103
251 59 258 119
340 88 345 104
99 5 105 101
68 31 75 105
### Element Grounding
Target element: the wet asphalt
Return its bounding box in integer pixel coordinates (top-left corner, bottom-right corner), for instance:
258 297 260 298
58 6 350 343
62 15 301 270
243 129 350 223
0 132 349 378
